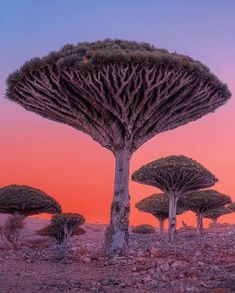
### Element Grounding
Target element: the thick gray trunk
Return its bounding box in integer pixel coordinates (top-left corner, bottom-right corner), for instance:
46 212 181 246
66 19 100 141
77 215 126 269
159 218 164 235
168 194 178 241
197 213 203 235
104 149 131 256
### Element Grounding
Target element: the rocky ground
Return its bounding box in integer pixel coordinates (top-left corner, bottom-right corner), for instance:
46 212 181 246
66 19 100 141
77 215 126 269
0 217 234 293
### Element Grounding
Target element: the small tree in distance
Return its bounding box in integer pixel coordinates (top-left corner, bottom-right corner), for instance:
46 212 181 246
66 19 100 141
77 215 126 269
132 155 217 241
203 207 232 224
49 213 85 245
6 39 231 255
135 193 186 235
179 190 232 235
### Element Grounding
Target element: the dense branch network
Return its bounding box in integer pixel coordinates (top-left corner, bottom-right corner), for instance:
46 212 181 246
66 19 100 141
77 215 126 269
6 40 231 153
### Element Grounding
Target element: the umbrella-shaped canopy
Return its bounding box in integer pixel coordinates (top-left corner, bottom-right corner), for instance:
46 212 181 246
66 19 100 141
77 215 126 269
0 185 61 216
179 189 232 214
202 206 232 220
132 155 217 194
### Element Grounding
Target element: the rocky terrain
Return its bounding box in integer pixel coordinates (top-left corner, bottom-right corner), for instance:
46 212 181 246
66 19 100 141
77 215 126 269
0 216 234 293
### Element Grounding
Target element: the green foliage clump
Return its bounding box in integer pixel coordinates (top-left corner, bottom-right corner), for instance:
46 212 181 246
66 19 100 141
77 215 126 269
132 224 155 234
6 39 231 99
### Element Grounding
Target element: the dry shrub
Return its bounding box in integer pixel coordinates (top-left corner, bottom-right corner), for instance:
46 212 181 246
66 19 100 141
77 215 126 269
132 224 155 234
3 214 25 249
25 238 50 249
178 221 195 231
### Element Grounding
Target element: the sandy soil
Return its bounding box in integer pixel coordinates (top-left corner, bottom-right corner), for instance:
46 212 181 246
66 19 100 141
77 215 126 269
0 215 234 293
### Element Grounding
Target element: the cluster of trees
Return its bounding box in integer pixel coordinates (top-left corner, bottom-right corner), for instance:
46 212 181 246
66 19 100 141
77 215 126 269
5 39 232 256
133 156 234 237
0 185 85 249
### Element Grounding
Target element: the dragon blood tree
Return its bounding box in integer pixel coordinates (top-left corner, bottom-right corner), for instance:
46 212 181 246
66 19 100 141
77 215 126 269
0 185 61 217
202 207 232 224
228 202 235 212
132 156 217 241
179 189 232 235
135 193 186 235
5 40 230 255
45 213 85 244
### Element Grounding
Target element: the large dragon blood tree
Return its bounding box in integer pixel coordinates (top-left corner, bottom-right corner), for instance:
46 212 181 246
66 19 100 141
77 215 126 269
5 39 231 255
202 206 232 225
179 189 232 234
132 156 218 240
0 185 61 217
135 193 186 235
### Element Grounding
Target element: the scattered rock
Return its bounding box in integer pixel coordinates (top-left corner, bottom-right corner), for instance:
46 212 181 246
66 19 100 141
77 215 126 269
0 221 234 293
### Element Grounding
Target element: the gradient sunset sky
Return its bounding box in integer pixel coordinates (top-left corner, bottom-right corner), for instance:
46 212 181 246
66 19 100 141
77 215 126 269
0 1 234 227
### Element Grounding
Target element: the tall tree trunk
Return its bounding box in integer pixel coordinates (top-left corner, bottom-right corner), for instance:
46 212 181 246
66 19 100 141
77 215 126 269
104 149 131 256
168 194 178 241
159 218 164 235
197 213 203 235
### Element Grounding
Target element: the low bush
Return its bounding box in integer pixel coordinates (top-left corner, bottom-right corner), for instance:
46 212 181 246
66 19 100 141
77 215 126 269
132 224 155 234
3 214 25 249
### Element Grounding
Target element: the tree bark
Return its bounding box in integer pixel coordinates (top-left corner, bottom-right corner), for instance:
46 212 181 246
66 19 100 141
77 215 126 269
159 218 164 235
168 194 178 241
197 213 203 235
104 149 131 256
